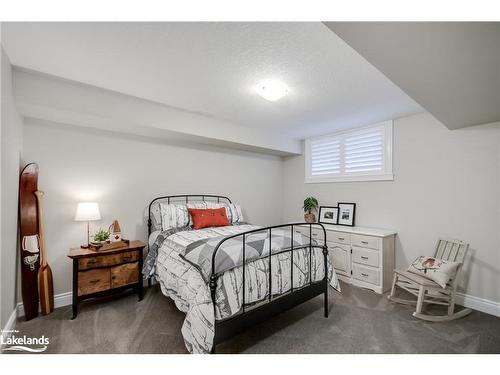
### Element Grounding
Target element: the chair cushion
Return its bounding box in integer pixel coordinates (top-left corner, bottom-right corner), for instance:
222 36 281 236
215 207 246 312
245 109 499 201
407 256 460 288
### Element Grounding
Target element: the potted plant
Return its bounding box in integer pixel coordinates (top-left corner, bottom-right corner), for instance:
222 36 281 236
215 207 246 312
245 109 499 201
303 197 319 223
92 228 110 245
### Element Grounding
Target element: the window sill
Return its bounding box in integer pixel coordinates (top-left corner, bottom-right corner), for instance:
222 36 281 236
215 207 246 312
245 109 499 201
305 173 394 184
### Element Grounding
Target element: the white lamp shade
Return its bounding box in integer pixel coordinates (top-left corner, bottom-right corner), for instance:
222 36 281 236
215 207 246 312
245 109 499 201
75 202 101 221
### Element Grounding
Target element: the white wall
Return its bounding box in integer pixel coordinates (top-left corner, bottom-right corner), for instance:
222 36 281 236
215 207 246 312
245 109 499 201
283 112 500 304
1 48 24 328
22 119 284 296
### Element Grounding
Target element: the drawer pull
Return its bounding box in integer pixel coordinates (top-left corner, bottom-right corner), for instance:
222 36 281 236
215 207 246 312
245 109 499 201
87 259 96 264
338 237 345 241
123 256 132 261
89 279 100 284
361 241 369 245
361 273 369 277
361 256 369 260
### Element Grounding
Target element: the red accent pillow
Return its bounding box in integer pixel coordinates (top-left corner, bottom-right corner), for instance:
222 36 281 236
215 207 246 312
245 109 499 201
188 207 230 230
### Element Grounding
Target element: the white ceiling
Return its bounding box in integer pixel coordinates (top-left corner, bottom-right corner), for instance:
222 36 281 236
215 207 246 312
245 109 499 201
325 22 500 130
2 22 422 140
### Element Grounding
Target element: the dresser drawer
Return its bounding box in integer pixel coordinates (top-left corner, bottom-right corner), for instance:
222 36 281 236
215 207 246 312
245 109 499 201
352 264 379 285
78 268 110 296
328 242 350 274
351 234 380 250
111 262 139 288
328 231 350 245
295 227 325 244
352 246 379 267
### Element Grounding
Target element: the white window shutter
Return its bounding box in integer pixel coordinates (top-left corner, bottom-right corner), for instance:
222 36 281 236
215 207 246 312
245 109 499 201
305 121 393 183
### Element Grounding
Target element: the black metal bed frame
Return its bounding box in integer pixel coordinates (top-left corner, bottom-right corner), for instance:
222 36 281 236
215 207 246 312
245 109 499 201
147 194 329 353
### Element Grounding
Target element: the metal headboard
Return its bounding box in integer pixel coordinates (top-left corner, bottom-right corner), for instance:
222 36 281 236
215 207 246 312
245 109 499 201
147 194 232 236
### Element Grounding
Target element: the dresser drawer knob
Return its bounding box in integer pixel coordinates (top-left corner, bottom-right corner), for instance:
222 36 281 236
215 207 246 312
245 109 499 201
89 279 100 284
361 273 369 277
123 255 132 261
361 256 369 260
338 237 345 241
361 241 369 245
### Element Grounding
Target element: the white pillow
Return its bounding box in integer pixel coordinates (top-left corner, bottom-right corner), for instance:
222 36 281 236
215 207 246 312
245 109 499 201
407 256 460 288
159 203 190 231
226 203 244 223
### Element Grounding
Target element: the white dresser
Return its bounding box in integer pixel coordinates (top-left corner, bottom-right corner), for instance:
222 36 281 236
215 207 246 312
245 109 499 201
296 224 396 294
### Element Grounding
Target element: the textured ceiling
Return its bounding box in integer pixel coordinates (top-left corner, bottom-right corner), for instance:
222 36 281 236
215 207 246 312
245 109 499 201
2 22 422 139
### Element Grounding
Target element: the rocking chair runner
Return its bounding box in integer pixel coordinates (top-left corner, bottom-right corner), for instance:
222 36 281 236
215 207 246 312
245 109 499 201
388 238 472 322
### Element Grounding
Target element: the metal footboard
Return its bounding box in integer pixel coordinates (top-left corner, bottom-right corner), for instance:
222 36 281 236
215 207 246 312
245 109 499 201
209 222 329 352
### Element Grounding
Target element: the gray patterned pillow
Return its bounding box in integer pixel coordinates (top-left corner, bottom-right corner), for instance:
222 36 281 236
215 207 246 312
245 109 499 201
159 203 190 231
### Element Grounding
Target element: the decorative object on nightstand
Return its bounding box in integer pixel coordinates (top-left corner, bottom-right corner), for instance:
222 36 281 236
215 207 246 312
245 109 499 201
67 240 145 319
75 202 101 248
109 220 122 242
318 206 339 225
303 196 319 223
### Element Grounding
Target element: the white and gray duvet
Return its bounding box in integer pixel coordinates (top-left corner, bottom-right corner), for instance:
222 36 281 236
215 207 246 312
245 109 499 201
145 224 340 353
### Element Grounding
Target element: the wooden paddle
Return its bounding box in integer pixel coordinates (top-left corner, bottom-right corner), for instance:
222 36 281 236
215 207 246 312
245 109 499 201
34 190 54 315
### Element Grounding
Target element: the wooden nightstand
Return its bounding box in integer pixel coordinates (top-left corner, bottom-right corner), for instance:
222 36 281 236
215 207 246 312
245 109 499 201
67 240 145 319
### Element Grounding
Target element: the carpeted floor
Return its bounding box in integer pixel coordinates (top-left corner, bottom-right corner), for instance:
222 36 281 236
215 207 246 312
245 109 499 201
9 281 500 354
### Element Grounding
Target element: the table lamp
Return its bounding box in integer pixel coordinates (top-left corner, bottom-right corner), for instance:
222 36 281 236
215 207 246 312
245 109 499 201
75 202 101 248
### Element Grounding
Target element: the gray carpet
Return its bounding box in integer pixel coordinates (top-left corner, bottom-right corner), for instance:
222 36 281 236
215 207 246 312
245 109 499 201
10 281 500 354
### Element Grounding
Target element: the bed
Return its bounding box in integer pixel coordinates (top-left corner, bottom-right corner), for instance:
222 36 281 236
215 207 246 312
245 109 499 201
143 195 340 353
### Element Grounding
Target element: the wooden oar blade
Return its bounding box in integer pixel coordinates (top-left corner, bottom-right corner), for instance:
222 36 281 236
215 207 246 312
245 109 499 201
38 264 54 315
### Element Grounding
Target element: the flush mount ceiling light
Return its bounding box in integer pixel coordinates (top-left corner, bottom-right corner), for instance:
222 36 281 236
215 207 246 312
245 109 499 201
254 80 289 102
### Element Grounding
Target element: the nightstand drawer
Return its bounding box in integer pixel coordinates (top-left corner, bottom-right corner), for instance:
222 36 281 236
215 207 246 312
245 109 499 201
79 254 121 270
78 269 110 296
121 251 139 263
111 262 139 288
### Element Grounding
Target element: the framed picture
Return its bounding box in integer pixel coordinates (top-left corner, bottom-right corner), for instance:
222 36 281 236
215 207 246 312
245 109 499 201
318 206 339 225
337 202 356 226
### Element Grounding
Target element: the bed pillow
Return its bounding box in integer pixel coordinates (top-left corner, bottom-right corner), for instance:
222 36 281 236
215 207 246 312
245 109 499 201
188 207 229 230
186 202 244 224
159 203 190 231
225 203 244 223
407 256 460 288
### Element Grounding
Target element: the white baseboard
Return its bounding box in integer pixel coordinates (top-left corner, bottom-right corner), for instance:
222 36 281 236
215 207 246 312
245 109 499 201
16 291 72 317
456 292 500 317
1 309 18 350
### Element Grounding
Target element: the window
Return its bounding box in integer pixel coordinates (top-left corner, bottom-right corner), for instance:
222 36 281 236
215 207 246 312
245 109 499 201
305 121 393 183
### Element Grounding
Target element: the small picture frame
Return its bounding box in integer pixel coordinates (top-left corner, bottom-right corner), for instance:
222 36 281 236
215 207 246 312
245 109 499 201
337 202 356 226
318 206 339 225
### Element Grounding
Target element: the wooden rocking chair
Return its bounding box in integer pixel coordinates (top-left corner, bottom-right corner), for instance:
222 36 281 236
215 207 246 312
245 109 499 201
388 238 472 322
